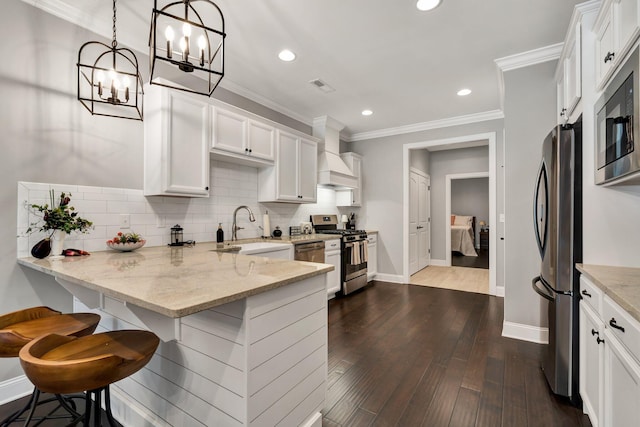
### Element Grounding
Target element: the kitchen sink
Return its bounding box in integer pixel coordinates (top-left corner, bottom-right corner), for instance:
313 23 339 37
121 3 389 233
238 242 293 259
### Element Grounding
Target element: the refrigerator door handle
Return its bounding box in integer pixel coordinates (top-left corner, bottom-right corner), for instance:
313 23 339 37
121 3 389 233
533 161 549 258
532 276 555 301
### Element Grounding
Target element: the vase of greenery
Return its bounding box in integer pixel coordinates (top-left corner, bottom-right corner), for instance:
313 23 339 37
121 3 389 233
26 189 93 259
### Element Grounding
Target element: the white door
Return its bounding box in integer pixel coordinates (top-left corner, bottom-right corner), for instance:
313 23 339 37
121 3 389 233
418 175 430 270
276 131 299 201
298 138 318 202
409 171 419 274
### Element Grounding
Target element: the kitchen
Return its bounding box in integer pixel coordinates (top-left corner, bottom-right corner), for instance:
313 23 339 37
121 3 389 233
3 0 640 426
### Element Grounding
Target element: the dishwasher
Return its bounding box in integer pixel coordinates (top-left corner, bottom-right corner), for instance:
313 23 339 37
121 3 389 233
293 241 325 263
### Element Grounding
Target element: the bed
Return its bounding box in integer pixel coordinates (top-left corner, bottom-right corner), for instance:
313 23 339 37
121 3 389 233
451 214 477 257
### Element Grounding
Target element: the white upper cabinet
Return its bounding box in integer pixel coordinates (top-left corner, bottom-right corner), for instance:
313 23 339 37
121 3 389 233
336 152 363 207
144 84 210 197
595 7 616 89
258 130 318 203
210 105 275 165
595 0 640 90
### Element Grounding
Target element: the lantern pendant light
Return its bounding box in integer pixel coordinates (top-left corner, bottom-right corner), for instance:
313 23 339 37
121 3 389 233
149 0 226 97
77 0 144 121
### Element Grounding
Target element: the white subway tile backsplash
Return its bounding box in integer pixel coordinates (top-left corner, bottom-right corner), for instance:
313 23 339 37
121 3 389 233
17 159 347 257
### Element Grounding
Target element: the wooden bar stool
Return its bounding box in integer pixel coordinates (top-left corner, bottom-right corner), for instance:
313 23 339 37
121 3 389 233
19 330 160 427
0 306 100 426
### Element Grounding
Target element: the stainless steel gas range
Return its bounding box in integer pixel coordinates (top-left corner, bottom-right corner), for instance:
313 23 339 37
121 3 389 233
311 214 368 295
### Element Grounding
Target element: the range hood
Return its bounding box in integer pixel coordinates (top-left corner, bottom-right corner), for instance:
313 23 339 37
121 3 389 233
313 116 358 188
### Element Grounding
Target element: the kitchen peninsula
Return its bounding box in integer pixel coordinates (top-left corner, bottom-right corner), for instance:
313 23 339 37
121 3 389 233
18 243 333 427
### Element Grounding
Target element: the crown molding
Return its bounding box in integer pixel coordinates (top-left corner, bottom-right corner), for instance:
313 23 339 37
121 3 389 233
217 79 313 127
494 43 564 72
346 110 504 142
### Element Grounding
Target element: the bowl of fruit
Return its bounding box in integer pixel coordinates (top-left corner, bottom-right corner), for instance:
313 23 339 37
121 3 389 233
107 232 146 252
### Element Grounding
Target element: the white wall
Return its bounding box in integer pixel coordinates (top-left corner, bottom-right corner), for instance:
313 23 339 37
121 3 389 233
503 60 557 330
429 146 489 260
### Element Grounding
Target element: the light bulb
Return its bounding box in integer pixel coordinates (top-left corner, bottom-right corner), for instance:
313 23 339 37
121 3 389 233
416 0 441 11
198 35 206 50
112 77 121 90
122 76 130 89
179 37 187 53
96 70 105 84
109 68 117 81
182 22 191 37
165 25 175 41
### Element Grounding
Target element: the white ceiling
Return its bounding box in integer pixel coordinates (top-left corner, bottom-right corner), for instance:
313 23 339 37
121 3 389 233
27 0 584 138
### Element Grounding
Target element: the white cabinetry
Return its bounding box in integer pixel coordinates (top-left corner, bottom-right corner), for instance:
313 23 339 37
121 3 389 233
580 299 604 427
594 0 640 89
336 152 362 207
558 21 582 120
144 84 210 197
211 106 275 165
366 233 377 281
325 239 341 298
258 131 318 203
579 274 640 427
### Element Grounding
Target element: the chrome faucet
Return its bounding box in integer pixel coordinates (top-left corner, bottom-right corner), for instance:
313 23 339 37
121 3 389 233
232 205 256 241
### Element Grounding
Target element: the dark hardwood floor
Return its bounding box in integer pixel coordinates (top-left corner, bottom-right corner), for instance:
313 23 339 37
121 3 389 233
324 281 591 427
0 281 589 427
452 249 489 269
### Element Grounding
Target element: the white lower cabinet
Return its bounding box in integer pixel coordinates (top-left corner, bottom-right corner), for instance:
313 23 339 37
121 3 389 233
603 328 640 427
579 275 640 427
325 239 341 298
366 234 377 281
580 301 604 427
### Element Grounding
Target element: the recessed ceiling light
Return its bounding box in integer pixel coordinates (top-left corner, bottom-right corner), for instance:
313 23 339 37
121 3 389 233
362 109 373 116
457 88 472 96
416 0 442 11
278 49 296 62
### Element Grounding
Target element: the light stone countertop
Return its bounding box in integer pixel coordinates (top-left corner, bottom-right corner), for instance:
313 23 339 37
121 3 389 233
577 264 640 323
18 242 333 319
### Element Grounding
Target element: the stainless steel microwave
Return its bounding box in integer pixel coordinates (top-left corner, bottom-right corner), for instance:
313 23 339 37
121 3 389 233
595 47 640 185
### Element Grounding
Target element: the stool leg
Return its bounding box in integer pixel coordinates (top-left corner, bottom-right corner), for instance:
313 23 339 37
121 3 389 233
21 388 40 426
0 387 37 426
92 389 101 427
103 387 118 427
83 391 92 427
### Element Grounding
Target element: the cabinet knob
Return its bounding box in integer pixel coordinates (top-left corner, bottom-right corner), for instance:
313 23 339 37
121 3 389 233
560 108 566 118
205 186 209 191
245 148 248 152
596 337 605 345
249 149 252 153
604 52 615 63
581 289 592 298
609 318 625 332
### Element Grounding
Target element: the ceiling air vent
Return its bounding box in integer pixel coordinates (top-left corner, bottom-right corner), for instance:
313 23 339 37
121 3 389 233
309 78 335 93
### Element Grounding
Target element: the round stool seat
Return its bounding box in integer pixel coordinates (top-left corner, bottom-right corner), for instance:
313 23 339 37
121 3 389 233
19 330 160 395
0 306 100 357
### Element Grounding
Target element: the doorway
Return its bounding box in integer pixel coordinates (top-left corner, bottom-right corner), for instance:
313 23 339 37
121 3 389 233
402 132 497 296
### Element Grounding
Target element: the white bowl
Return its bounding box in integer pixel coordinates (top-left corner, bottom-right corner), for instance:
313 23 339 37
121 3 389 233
106 240 146 252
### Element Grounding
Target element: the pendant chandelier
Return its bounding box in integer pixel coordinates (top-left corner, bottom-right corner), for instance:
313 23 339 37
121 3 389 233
149 0 226 97
77 0 144 121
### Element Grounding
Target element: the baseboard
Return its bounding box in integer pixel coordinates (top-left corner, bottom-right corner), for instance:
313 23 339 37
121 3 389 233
373 273 404 283
496 285 505 297
110 384 169 427
0 375 33 406
502 321 549 344
300 411 323 427
429 259 447 266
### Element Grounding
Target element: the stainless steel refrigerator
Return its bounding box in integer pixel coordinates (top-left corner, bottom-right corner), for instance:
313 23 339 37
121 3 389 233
532 120 582 404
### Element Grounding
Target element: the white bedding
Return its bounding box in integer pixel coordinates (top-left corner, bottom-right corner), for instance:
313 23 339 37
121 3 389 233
451 225 477 257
